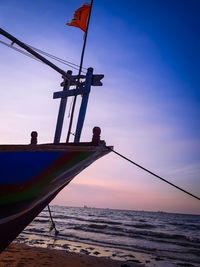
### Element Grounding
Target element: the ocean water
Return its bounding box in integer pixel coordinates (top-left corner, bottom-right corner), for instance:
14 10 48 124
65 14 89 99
17 206 200 266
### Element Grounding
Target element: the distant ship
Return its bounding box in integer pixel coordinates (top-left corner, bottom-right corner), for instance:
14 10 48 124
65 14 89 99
0 27 112 252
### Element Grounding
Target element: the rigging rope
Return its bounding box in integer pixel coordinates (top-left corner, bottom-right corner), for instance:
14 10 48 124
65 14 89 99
106 146 200 201
25 43 87 72
0 40 42 63
0 40 86 73
68 97 74 118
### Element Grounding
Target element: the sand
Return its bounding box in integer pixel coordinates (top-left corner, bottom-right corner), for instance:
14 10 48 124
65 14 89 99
0 243 145 267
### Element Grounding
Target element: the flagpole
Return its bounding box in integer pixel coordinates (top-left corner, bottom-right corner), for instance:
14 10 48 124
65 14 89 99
66 0 94 143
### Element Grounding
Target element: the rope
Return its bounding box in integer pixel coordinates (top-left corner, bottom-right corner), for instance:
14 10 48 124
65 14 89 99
0 40 86 73
68 97 74 118
47 205 59 235
25 43 87 72
106 146 200 201
0 40 42 63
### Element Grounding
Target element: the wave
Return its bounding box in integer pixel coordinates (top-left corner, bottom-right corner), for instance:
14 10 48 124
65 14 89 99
125 223 156 229
69 222 200 246
88 224 107 230
33 218 49 223
34 214 200 246
38 214 122 226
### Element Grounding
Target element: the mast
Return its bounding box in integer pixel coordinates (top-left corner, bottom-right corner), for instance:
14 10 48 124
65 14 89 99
66 0 94 143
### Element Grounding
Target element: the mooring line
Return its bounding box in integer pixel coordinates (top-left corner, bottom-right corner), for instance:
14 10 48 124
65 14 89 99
106 146 200 201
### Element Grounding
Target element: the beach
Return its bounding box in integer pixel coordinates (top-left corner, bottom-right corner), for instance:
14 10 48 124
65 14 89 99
1 206 199 267
0 243 143 267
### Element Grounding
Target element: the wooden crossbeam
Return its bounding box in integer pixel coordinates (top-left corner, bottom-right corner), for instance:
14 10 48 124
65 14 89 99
53 87 89 99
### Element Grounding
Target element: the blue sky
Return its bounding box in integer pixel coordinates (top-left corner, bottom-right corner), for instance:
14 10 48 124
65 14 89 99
0 0 199 214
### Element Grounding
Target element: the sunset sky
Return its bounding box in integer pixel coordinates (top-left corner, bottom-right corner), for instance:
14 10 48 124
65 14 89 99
0 0 199 214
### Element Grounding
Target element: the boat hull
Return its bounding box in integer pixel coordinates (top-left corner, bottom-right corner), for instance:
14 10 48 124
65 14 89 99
0 143 110 252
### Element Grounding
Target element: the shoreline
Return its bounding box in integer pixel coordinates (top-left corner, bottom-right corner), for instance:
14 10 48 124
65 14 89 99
0 243 145 267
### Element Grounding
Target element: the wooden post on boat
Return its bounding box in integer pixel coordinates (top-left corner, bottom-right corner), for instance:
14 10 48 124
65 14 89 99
30 131 38 145
54 70 72 143
74 68 93 143
53 68 103 143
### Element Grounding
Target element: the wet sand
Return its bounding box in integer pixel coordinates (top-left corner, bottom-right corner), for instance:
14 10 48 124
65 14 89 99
0 243 145 267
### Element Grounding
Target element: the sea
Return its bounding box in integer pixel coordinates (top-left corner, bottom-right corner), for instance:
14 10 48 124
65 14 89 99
16 206 200 267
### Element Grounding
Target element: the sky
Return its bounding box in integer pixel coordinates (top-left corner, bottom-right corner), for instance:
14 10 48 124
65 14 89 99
0 0 199 214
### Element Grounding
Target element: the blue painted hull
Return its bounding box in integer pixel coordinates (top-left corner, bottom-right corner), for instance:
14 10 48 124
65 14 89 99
0 143 110 252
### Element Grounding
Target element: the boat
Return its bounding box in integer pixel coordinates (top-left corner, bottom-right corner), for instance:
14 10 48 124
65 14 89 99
0 25 112 252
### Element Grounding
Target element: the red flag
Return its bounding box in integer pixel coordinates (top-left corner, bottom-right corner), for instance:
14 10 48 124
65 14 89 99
66 4 90 32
